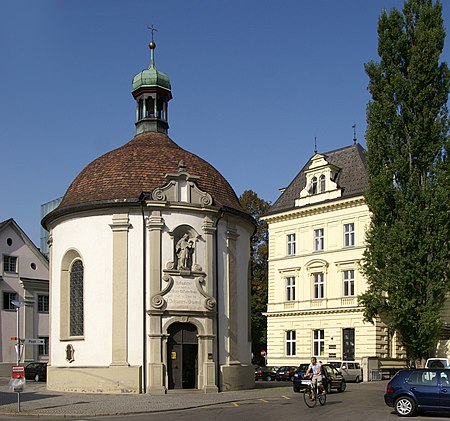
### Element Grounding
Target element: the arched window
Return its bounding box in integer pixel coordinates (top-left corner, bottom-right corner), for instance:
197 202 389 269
60 250 84 340
311 177 318 194
319 175 326 192
69 260 84 337
138 99 143 120
157 98 164 119
145 97 155 117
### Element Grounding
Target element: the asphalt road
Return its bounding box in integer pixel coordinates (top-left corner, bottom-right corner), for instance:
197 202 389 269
1 380 449 420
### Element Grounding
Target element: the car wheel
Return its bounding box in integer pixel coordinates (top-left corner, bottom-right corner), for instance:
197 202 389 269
394 396 416 417
337 380 346 392
355 376 360 383
293 386 300 393
34 374 40 382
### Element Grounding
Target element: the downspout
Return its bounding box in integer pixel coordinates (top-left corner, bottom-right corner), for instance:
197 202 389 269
214 208 225 392
140 195 148 393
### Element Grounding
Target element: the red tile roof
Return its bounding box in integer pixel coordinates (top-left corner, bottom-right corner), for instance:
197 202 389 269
59 131 243 212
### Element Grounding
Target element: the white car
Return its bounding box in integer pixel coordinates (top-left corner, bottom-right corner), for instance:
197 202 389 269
329 361 362 383
425 358 449 368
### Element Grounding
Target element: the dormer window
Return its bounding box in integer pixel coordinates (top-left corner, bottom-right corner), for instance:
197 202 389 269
311 177 318 194
297 154 342 205
319 175 326 192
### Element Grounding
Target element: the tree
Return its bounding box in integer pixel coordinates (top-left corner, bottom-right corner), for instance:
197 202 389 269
239 190 270 365
360 0 450 364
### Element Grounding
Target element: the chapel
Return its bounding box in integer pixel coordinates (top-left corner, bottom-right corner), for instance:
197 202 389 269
42 37 255 394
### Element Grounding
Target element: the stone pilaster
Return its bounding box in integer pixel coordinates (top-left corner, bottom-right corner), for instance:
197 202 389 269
146 211 166 394
109 214 130 366
226 224 239 363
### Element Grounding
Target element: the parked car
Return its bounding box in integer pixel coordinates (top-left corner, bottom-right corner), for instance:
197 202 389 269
384 368 450 417
293 363 346 393
255 366 277 381
24 362 47 382
329 360 362 383
425 358 449 368
275 366 297 381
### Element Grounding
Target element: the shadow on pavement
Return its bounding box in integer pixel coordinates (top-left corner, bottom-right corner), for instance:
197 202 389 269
0 391 61 405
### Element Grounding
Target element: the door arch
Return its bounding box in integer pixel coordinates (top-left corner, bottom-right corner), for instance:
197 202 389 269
167 322 198 389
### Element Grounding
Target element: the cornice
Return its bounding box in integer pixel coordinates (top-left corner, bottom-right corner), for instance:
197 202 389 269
263 196 367 224
264 306 364 317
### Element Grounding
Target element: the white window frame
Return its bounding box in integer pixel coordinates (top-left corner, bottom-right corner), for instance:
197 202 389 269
286 330 296 356
38 295 49 313
3 291 17 310
319 174 326 192
344 223 355 247
343 269 355 296
38 336 49 356
313 272 325 299
313 329 325 357
314 228 324 251
3 255 18 273
287 233 296 256
286 276 296 301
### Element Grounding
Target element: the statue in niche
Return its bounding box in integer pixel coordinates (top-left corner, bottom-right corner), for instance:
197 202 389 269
176 233 194 270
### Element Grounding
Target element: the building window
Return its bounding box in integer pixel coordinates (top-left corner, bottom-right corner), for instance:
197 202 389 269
38 295 49 313
313 272 325 299
311 177 318 194
314 228 324 251
287 233 296 256
343 270 355 296
319 174 326 192
286 276 296 301
38 337 49 356
70 260 84 337
286 330 296 356
3 255 18 273
313 329 325 356
344 223 355 247
343 328 355 360
3 292 17 310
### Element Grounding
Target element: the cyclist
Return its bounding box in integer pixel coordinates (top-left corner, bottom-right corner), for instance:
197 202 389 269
304 357 325 400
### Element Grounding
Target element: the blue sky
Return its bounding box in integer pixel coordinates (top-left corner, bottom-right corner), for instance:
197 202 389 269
1 0 449 247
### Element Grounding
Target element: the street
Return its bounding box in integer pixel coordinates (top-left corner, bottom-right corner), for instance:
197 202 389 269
1 379 450 420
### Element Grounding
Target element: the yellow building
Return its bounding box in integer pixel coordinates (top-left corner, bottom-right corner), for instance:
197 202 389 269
262 143 406 370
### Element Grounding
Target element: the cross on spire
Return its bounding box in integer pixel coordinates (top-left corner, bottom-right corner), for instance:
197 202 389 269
147 24 157 43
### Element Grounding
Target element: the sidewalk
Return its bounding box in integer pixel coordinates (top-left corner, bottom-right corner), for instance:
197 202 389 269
0 378 387 418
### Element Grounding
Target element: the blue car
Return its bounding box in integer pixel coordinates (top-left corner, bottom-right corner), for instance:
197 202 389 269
384 368 450 417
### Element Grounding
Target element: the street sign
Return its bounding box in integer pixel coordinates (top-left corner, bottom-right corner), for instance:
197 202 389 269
11 366 25 379
24 338 45 345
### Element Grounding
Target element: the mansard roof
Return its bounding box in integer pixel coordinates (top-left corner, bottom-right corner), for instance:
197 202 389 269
267 143 368 215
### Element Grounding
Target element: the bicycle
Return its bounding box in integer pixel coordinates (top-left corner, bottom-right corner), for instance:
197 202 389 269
303 375 326 408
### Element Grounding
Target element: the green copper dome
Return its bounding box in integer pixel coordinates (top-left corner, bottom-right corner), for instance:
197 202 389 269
132 65 171 92
132 41 171 93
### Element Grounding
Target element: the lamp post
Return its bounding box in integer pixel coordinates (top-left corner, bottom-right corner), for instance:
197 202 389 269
11 299 24 365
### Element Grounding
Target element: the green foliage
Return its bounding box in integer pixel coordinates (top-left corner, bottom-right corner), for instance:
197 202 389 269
361 0 450 362
239 190 270 365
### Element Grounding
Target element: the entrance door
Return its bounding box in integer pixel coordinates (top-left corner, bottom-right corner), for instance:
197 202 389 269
167 323 198 389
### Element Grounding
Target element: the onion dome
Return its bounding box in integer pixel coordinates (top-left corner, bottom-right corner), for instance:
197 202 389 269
131 39 172 135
